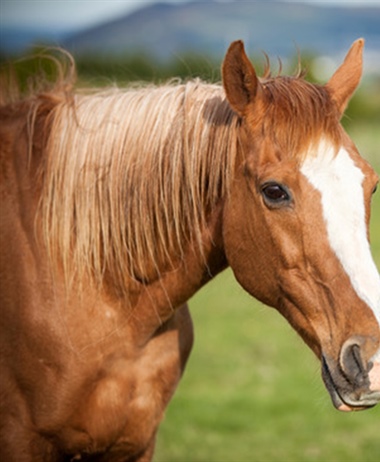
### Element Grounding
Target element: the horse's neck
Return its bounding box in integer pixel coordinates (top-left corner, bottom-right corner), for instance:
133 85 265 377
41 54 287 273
16 85 231 343
127 203 227 341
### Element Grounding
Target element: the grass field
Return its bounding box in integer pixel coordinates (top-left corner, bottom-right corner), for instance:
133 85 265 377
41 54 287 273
154 127 380 462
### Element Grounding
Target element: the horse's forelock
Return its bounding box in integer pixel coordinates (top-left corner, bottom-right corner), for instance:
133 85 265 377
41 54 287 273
259 75 342 160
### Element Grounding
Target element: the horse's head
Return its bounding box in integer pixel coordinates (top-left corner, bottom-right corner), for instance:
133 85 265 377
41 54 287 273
222 39 380 411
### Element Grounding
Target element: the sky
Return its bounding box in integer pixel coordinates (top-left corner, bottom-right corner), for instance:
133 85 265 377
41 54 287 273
1 0 380 32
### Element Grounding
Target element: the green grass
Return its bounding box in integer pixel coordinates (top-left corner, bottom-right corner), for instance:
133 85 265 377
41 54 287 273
155 128 380 462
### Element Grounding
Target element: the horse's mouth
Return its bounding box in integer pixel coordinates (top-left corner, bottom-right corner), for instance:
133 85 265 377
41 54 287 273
321 356 380 412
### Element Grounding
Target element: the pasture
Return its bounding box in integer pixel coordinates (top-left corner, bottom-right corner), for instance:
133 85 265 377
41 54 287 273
155 126 380 462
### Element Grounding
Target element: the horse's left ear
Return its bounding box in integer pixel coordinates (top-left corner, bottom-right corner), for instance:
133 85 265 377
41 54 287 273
326 38 364 115
222 40 261 117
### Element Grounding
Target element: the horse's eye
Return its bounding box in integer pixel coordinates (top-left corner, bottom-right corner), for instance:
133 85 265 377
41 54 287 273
261 182 291 207
373 183 378 195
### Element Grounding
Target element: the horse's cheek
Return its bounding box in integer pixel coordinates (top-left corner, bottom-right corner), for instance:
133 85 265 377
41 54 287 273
224 221 280 306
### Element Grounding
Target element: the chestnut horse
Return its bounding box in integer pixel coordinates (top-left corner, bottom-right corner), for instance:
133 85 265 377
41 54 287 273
1 39 379 461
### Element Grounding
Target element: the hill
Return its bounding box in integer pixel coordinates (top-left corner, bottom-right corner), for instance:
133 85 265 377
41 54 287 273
61 0 380 62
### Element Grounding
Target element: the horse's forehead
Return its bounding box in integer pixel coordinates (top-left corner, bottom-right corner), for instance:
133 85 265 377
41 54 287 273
300 140 380 326
300 137 376 190
301 139 359 180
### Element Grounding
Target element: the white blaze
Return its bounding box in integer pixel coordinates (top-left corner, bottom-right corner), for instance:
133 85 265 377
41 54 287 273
300 142 380 346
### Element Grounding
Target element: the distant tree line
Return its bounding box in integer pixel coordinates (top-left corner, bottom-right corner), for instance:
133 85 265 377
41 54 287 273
2 48 379 130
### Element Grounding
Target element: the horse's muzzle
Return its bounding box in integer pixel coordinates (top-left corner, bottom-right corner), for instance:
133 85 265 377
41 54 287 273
322 338 380 411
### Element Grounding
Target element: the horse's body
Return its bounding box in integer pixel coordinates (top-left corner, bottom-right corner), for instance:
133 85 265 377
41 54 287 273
1 40 379 461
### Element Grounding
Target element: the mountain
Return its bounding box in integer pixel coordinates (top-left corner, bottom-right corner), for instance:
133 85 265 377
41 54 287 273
62 0 380 61
2 0 380 66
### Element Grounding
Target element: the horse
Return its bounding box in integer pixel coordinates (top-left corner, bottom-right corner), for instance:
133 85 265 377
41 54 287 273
0 38 379 461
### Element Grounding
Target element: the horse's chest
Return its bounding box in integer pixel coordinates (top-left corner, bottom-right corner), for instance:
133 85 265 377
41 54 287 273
1 246 193 460
38 306 192 458
53 357 161 456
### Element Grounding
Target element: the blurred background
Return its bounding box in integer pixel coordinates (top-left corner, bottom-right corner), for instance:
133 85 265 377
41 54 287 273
1 1 379 461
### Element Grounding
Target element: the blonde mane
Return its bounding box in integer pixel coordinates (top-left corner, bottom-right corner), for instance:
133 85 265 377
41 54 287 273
39 80 239 293
2 51 341 298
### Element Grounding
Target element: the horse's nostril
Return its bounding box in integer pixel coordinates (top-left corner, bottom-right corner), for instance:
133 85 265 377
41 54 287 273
340 341 368 387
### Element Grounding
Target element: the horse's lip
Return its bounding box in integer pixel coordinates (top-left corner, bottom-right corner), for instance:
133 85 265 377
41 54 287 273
321 356 378 412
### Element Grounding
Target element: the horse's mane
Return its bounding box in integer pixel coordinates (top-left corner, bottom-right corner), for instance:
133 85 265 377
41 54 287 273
1 51 341 297
40 80 239 293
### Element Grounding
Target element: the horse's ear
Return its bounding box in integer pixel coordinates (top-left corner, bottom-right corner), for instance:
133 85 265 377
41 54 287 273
222 40 261 117
326 38 364 115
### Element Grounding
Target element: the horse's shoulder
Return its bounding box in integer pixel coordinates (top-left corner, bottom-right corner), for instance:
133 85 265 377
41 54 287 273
24 301 193 458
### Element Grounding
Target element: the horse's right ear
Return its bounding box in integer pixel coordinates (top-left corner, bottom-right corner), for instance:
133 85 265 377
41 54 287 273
326 38 364 115
222 40 260 117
